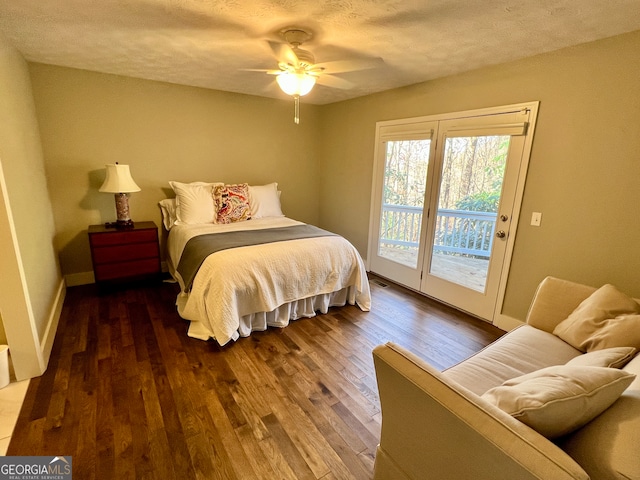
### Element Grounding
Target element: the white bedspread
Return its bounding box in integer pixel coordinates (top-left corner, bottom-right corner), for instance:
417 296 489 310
167 217 371 345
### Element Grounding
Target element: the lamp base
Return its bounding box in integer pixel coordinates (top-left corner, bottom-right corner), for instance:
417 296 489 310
108 192 135 229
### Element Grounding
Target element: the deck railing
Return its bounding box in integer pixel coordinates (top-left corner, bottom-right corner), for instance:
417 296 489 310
380 204 497 258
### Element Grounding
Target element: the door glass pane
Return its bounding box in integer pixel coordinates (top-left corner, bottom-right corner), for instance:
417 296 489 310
429 135 510 292
377 139 431 268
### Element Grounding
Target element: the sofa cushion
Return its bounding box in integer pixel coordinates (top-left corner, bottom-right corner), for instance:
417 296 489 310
560 392 640 479
624 351 640 388
565 346 637 369
553 284 640 352
374 342 591 480
558 353 640 479
481 365 635 439
443 325 582 395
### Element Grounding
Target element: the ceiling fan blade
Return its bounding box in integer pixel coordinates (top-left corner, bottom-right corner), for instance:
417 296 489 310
242 68 283 75
267 40 299 66
315 74 354 90
312 57 384 74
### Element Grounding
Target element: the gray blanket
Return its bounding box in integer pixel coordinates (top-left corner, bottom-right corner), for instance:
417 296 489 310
177 224 337 291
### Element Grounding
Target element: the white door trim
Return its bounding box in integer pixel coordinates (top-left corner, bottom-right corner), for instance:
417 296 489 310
367 101 540 323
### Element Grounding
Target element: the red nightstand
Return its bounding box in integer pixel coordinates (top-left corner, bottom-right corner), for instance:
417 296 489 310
88 221 161 284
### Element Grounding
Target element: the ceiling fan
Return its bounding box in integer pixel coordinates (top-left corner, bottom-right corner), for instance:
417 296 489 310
250 27 383 124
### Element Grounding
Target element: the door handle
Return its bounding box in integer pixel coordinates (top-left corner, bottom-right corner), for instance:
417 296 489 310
496 230 506 238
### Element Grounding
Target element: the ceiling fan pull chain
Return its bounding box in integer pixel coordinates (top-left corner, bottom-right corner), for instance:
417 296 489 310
294 94 300 124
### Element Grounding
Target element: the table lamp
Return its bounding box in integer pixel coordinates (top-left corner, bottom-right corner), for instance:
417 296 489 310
99 163 140 228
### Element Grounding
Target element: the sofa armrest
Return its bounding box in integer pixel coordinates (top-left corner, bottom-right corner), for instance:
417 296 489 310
525 276 597 333
372 342 589 480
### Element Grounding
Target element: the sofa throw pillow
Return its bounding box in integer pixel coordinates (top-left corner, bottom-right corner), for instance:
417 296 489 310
213 183 252 224
565 347 637 369
553 284 640 352
584 315 640 352
481 365 635 439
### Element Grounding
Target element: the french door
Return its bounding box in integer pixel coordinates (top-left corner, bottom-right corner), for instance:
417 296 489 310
367 120 439 289
368 103 538 321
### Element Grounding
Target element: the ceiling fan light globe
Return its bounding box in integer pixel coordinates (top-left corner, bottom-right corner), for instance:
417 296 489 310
298 74 316 96
276 72 316 96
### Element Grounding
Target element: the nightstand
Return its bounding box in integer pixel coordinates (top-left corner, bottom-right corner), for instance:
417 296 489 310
88 221 161 284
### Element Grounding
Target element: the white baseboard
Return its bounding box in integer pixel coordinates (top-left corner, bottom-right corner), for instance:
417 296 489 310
494 313 524 332
40 279 66 366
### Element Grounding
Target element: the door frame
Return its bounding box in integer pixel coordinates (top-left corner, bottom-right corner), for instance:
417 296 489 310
367 101 539 323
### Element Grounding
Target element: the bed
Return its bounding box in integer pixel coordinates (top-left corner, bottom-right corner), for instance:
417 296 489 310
161 181 371 345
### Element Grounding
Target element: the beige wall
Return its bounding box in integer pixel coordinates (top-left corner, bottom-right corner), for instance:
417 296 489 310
319 30 640 321
29 64 322 276
0 313 5 345
0 34 62 378
26 30 640 324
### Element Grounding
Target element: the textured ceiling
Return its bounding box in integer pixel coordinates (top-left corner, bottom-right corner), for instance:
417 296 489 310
1 0 639 105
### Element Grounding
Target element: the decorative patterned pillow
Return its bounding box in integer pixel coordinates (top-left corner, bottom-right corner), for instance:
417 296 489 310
213 183 252 224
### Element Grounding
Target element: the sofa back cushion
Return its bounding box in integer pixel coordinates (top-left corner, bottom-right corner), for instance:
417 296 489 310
526 277 597 333
558 353 640 479
444 325 581 395
561 393 640 480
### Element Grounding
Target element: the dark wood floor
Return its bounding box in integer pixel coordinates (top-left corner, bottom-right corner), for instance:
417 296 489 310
8 275 503 479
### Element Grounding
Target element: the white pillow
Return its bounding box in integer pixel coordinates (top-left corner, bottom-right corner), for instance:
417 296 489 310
169 181 222 225
158 198 177 230
566 347 637 369
249 183 284 218
481 365 635 438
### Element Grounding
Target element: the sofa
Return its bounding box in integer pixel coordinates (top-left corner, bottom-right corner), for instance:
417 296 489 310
372 276 640 479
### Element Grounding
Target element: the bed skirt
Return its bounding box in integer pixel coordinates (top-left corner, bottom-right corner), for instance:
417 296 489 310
179 285 360 342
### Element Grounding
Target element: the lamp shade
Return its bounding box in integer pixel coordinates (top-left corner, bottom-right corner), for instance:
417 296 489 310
276 72 316 96
99 164 140 193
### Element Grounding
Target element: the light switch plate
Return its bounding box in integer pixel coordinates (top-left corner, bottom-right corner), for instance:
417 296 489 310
531 212 542 226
